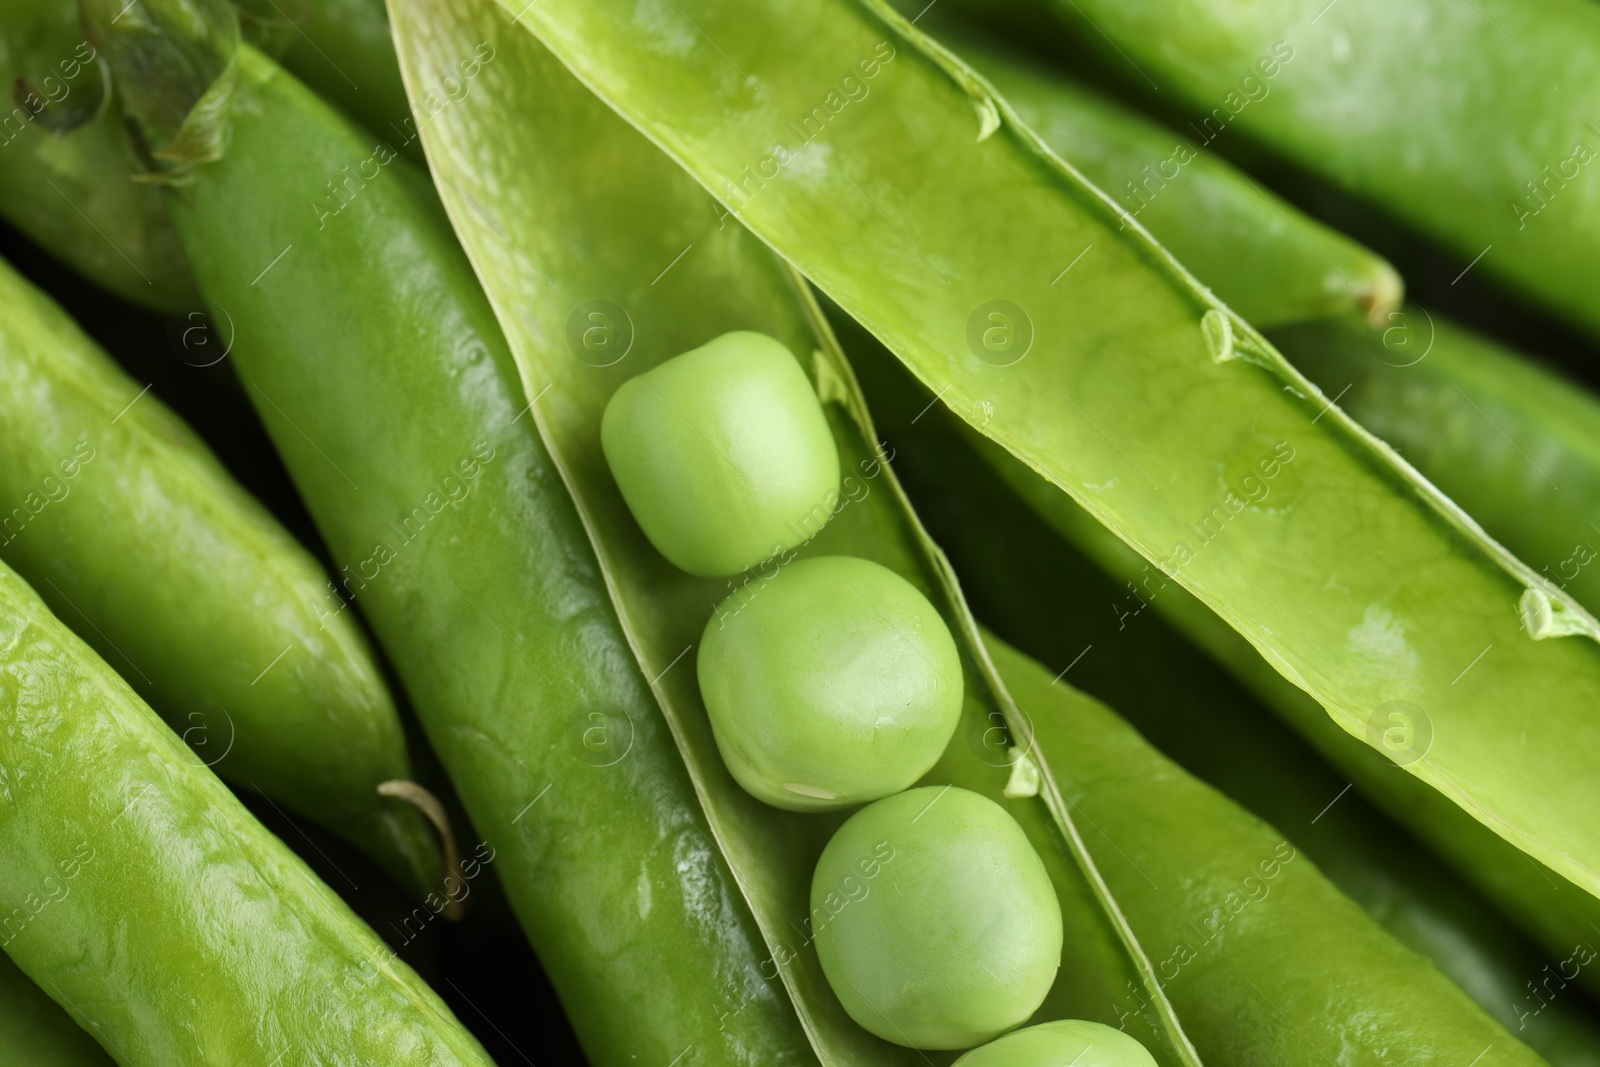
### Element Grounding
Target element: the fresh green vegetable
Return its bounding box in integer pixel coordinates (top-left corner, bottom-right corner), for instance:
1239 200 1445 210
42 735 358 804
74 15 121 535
699 555 963 811
953 1019 1158 1067
1003 0 1600 340
813 785 1063 1050
398 0 1565 1060
0 557 492 1066
102 31 816 1066
934 19 1400 330
984 629 1548 1066
844 334 1600 1063
0 950 111 1066
1277 312 1600 620
502 0 1600 919
602 331 841 577
240 0 416 157
0 0 197 311
0 253 438 895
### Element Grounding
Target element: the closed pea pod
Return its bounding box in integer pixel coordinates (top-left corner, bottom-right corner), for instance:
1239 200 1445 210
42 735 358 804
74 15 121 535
82 10 818 1063
0 558 493 1066
0 255 440 896
0 950 111 1066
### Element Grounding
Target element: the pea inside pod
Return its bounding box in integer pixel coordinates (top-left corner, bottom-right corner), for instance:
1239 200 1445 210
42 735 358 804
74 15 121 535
812 785 1064 1049
953 1019 1158 1066
601 330 841 577
699 554 963 810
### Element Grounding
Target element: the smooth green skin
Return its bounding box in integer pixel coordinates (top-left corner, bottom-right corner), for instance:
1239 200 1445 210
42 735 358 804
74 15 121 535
0 0 198 312
953 1020 1157 1067
510 0 1600 912
162 43 815 1067
398 3 1205 1064
0 560 491 1066
984 632 1548 1066
813 787 1063 1050
602 331 842 577
939 23 1401 331
0 950 112 1066
1013 0 1600 340
845 339 1600 1064
699 555 963 811
0 255 437 896
1277 311 1600 620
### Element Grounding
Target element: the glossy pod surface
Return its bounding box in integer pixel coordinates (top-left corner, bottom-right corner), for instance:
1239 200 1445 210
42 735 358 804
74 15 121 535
699 555 963 811
0 255 435 892
161 42 813 1067
602 331 841 577
953 1019 1157 1067
812 786 1063 1049
0 559 492 1066
1008 0 1600 339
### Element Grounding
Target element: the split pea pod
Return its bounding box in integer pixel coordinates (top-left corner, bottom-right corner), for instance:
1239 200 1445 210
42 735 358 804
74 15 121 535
0 254 440 896
1275 313 1600 620
840 346 1600 1064
0 557 493 1066
95 26 815 1066
0 949 111 1066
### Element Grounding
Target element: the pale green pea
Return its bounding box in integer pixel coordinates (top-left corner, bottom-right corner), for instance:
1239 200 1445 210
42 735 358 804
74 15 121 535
953 1020 1159 1066
811 785 1063 1049
698 555 963 811
601 330 840 577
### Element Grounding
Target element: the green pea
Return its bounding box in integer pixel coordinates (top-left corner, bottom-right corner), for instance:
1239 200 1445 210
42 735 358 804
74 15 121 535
953 1020 1158 1066
812 785 1062 1049
601 330 841 577
698 555 962 810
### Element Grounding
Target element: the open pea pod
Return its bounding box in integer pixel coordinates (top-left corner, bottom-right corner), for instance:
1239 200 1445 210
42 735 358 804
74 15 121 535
387 3 1194 1063
993 0 1600 341
503 0 1600 913
917 16 1400 331
398 0 1558 1061
840 335 1600 1063
1275 312 1600 620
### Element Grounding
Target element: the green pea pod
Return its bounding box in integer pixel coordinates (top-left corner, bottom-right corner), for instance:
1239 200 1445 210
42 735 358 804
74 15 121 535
384 6 1191 1062
237 0 418 157
0 254 441 896
0 0 198 311
108 30 820 1067
0 559 492 1066
503 0 1600 926
983 629 1550 1066
932 20 1400 330
1274 312 1600 619
839 341 1600 1063
994 0 1600 340
0 951 111 1066
394 0 1557 1060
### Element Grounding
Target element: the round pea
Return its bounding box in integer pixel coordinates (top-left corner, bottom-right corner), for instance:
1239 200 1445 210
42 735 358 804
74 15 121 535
600 330 840 577
953 1020 1158 1066
811 786 1063 1049
698 555 963 811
